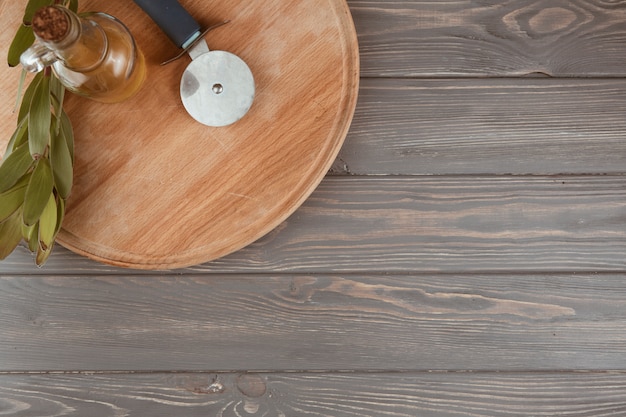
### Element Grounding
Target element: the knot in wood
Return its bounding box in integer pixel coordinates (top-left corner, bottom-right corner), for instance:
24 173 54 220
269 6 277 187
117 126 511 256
32 6 69 42
236 374 267 398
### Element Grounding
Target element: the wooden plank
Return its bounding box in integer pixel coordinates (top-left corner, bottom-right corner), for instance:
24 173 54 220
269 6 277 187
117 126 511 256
332 78 626 175
3 273 626 371
1 175 625 274
350 0 626 77
1 371 626 416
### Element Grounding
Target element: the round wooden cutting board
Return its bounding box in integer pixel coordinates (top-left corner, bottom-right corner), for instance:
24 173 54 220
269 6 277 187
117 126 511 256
0 1 359 269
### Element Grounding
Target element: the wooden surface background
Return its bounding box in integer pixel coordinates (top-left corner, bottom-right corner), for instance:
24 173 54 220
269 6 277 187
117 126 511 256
2 0 626 415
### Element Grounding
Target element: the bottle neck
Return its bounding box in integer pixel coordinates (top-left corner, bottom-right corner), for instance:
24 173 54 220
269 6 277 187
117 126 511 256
22 6 108 72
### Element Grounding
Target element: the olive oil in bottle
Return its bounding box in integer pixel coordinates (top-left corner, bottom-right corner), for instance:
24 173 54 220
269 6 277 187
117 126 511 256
21 5 146 103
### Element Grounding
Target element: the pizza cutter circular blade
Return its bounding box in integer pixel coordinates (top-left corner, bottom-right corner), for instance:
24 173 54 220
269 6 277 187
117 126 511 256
133 0 255 127
181 50 254 127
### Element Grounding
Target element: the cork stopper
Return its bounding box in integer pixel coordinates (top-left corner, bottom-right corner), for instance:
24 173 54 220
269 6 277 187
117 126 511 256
32 6 70 42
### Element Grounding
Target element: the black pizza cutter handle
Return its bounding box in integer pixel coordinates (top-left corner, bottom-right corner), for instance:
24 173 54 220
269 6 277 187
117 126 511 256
132 0 201 48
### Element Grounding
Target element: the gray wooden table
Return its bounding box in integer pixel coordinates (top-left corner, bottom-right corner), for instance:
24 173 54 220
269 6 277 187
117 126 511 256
2 1 626 415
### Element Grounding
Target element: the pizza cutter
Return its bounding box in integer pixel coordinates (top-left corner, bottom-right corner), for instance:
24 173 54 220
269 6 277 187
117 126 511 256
133 0 255 127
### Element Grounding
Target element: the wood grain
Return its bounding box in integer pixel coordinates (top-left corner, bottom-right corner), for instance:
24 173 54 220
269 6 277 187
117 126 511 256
334 78 626 175
1 0 626 413
2 273 626 371
1 175 624 274
350 0 626 77
0 0 359 269
2 371 626 417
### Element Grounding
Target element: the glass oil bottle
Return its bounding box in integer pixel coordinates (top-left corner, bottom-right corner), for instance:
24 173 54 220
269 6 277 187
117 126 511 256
20 5 146 103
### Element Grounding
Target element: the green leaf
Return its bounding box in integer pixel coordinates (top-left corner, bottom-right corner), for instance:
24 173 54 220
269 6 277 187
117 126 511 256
55 196 65 236
3 116 29 161
29 74 51 157
38 192 57 250
36 244 53 266
19 72 43 123
50 75 66 133
14 69 28 112
50 119 73 199
0 210 23 260
0 178 29 223
23 0 55 25
23 157 54 226
50 74 65 107
22 222 39 252
0 142 34 193
7 24 35 67
60 110 74 161
66 0 79 13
